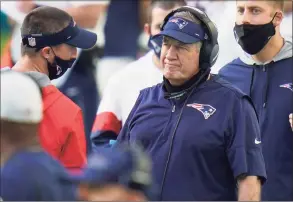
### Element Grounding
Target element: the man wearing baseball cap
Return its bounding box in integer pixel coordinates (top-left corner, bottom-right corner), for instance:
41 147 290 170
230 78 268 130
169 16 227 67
0 71 77 201
9 6 97 170
117 6 266 200
70 145 157 201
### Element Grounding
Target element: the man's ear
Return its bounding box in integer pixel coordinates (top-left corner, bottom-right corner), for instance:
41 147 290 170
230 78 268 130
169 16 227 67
126 190 147 202
144 23 151 36
273 11 283 27
77 184 90 201
40 46 51 59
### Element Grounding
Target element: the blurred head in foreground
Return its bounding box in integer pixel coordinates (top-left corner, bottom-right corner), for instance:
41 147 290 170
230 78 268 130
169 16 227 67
0 71 43 166
71 144 157 201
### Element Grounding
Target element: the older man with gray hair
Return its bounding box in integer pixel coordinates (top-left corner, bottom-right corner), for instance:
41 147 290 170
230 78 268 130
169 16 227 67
117 6 267 201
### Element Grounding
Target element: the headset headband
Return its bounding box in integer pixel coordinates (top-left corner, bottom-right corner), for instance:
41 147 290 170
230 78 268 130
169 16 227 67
161 6 219 68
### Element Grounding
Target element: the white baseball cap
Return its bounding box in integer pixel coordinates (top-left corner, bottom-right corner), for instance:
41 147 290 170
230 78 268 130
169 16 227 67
0 71 43 123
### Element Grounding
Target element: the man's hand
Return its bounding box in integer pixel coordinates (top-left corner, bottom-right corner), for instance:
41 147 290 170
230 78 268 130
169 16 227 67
238 176 261 201
289 113 293 131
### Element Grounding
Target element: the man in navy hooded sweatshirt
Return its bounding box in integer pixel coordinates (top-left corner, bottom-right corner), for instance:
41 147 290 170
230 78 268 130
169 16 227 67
117 6 267 201
219 1 293 201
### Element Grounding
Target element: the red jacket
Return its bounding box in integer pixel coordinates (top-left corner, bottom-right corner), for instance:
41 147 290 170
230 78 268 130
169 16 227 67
39 84 87 171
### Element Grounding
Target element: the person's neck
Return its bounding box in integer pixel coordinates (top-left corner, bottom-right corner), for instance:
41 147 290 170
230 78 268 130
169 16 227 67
1 143 42 166
252 32 284 64
12 55 49 75
152 53 163 71
0 145 15 166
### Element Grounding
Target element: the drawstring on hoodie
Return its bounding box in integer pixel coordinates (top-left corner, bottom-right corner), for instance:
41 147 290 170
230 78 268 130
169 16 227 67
249 68 255 99
262 63 272 108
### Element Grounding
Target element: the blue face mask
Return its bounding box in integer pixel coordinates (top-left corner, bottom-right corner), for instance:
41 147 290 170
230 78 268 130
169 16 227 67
46 48 76 80
147 35 163 59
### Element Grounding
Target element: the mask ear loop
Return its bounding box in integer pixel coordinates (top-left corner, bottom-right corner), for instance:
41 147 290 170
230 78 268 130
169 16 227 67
49 47 58 67
44 47 57 69
49 46 57 57
271 12 278 23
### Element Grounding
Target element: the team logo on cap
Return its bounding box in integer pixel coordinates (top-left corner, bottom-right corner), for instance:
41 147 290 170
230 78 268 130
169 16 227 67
280 83 293 92
56 66 62 75
28 37 36 47
187 103 216 119
169 18 188 29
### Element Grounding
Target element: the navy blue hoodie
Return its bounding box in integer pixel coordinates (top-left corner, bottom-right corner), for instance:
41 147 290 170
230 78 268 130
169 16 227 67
0 151 77 201
219 39 293 201
117 75 266 200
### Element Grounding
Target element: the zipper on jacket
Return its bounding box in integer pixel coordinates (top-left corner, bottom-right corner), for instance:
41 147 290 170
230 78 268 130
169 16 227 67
172 105 176 112
262 64 269 108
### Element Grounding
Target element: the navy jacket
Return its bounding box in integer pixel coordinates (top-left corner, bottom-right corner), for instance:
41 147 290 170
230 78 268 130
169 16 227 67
219 40 293 200
0 151 77 201
117 75 266 200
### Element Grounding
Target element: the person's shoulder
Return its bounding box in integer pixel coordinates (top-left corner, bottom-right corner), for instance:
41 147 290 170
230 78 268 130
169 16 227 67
1 151 73 200
219 57 248 73
1 152 55 177
43 85 81 118
274 55 293 65
139 82 163 97
210 75 249 100
57 90 82 117
126 83 163 109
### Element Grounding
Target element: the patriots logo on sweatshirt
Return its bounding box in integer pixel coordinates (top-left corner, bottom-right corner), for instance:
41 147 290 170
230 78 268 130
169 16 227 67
169 18 188 29
280 83 293 92
187 103 216 120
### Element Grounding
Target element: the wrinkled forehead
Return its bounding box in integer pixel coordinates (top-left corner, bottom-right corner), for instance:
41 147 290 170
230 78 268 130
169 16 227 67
163 36 186 46
163 36 200 48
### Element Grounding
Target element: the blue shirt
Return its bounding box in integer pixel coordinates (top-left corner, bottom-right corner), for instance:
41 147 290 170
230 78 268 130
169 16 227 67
0 151 77 201
117 75 266 200
219 57 293 200
103 0 140 58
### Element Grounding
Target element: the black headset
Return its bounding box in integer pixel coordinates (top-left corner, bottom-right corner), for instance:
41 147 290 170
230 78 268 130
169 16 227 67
160 6 219 68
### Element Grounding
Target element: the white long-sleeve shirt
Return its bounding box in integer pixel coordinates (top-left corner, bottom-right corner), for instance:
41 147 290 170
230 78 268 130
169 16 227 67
91 51 162 147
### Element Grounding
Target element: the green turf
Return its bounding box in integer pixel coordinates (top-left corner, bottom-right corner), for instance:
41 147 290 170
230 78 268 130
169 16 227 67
0 33 10 57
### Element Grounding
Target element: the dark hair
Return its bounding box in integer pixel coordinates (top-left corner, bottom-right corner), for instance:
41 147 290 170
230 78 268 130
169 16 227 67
1 119 40 145
21 6 72 56
147 0 187 23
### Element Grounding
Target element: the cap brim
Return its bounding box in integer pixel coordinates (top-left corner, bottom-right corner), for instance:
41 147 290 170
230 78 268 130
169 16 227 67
67 170 113 185
68 173 88 183
66 27 97 49
156 30 202 44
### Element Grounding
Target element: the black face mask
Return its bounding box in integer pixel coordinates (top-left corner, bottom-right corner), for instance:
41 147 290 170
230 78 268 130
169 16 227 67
46 48 76 80
148 34 163 59
233 13 277 55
